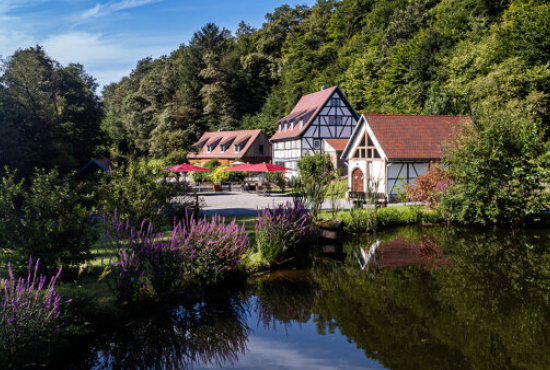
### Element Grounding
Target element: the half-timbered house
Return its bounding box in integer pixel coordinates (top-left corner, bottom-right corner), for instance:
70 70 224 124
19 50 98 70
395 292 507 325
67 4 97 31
270 86 359 175
341 114 472 200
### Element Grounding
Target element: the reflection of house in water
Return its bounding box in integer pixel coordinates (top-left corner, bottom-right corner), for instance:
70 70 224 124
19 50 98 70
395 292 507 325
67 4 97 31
357 236 444 270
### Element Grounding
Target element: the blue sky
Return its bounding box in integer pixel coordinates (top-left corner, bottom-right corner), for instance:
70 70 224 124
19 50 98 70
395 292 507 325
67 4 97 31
0 0 316 90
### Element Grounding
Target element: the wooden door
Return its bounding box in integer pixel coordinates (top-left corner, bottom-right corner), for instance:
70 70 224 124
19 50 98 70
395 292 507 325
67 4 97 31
352 168 364 193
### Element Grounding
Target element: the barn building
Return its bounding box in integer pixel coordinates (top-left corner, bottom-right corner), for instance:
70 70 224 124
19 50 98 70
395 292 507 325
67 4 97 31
188 129 271 165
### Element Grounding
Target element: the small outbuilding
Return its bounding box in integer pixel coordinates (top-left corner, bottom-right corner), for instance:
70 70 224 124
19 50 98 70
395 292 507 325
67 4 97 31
341 114 472 201
76 158 112 178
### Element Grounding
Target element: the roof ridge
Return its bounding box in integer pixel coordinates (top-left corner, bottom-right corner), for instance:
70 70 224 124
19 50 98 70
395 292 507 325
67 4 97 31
363 113 471 118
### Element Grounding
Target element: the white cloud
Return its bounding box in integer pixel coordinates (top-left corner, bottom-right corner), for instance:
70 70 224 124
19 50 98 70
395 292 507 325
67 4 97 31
218 336 383 370
80 0 163 20
41 31 175 88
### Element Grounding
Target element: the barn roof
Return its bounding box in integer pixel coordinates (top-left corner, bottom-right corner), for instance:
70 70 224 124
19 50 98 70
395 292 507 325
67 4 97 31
189 129 266 160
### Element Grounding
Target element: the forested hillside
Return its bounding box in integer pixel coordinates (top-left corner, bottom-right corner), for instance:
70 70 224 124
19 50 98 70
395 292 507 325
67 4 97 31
2 0 549 170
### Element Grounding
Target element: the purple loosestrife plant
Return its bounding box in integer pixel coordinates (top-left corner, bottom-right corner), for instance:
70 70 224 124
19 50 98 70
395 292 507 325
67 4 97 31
109 250 147 303
103 212 250 300
254 201 315 264
0 258 69 362
179 214 249 287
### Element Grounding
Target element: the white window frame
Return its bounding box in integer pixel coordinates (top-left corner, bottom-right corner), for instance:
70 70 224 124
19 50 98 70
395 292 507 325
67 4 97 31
234 144 240 153
206 145 212 153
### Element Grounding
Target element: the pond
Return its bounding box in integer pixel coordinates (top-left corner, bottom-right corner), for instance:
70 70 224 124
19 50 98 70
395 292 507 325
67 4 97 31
59 226 550 369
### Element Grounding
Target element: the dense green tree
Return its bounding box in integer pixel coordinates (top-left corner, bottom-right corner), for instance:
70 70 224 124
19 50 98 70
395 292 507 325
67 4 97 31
0 47 102 175
99 0 550 177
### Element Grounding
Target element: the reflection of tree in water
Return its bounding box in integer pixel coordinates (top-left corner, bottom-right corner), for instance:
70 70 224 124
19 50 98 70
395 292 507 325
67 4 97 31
252 270 317 331
314 227 550 369
92 296 250 369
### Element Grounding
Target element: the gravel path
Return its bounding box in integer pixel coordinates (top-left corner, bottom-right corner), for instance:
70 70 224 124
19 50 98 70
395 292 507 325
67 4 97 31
193 192 353 216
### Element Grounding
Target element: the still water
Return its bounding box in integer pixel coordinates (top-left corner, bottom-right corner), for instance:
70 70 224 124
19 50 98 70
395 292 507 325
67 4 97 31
69 226 550 369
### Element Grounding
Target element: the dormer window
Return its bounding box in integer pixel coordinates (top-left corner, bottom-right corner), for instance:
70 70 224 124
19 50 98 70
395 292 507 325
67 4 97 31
290 121 294 129
206 145 212 153
299 120 304 129
220 145 225 153
278 124 282 132
284 123 288 131
234 144 240 153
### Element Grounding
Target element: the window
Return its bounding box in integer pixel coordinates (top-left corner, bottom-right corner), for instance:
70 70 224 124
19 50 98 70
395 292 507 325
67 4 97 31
259 145 264 155
278 124 282 132
330 98 341 107
220 145 225 153
234 144 240 153
329 116 342 125
299 119 304 128
290 121 294 129
313 139 321 149
284 123 288 131
353 133 380 159
206 145 212 153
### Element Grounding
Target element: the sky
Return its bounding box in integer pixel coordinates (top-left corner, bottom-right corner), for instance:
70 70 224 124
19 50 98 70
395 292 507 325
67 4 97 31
0 0 316 90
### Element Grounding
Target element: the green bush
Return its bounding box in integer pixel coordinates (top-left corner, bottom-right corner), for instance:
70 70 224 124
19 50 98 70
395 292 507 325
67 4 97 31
295 152 337 220
0 168 97 271
97 159 192 227
338 206 444 233
441 111 550 225
190 159 220 183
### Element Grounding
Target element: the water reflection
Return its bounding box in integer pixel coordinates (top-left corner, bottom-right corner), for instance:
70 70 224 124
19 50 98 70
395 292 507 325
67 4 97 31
62 226 550 369
91 296 250 369
319 226 550 369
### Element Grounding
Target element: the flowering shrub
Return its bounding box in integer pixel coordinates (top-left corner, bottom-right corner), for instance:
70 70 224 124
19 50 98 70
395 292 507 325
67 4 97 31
405 164 454 209
254 201 315 264
180 215 249 287
0 258 69 365
103 213 250 300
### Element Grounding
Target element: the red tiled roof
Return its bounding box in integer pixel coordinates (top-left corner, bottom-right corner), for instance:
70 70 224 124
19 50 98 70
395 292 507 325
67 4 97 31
271 86 338 141
324 138 349 151
188 129 266 160
220 136 236 146
364 114 473 160
234 135 251 146
206 136 222 145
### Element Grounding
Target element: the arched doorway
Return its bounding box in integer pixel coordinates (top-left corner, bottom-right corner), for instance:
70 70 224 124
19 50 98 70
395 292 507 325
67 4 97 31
351 168 364 193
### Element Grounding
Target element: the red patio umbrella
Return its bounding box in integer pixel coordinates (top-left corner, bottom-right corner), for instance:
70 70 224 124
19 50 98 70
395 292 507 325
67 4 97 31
221 163 255 171
163 163 212 172
222 163 292 172
246 163 292 172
